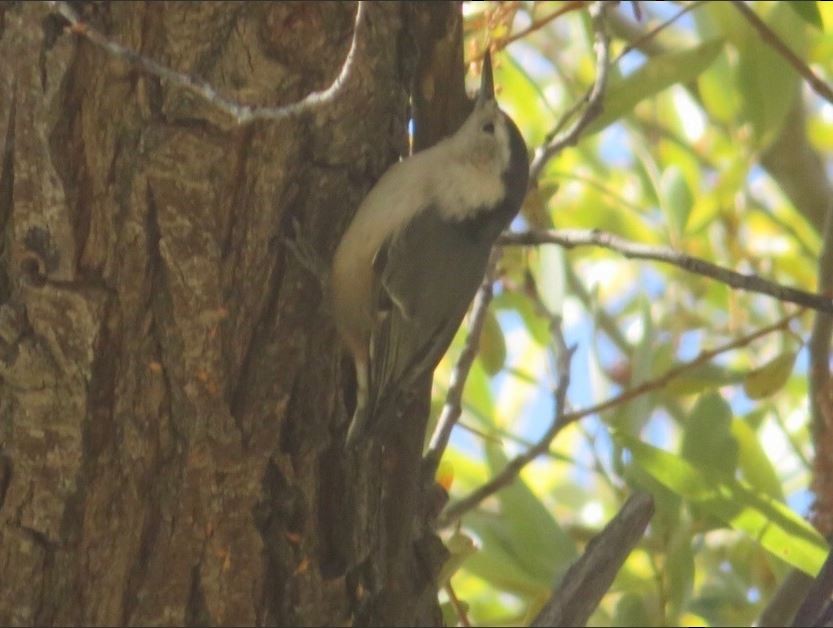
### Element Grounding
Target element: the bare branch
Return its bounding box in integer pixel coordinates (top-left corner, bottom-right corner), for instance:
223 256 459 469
792 546 833 626
424 259 497 476
501 229 833 314
445 583 472 627
730 0 833 106
757 569 814 627
472 1 589 62
612 1 708 65
436 273 577 529
530 492 655 628
50 1 366 125
529 1 611 182
438 311 798 527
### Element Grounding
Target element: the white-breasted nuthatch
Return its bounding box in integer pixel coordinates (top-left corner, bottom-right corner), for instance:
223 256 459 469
332 52 529 446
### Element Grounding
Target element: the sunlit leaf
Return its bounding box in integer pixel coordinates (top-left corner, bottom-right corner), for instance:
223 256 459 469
732 419 784 501
477 445 578 584
586 40 723 135
617 431 828 575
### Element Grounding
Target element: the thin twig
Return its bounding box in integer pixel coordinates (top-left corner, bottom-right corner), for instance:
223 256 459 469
424 258 498 477
529 1 611 182
438 311 799 527
472 0 588 62
730 0 833 106
501 229 833 314
51 1 366 125
445 583 472 627
613 1 708 65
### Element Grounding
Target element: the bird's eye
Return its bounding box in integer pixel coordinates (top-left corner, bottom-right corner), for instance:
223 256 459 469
482 122 495 134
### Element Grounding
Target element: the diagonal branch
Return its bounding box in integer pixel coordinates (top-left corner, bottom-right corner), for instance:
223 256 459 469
730 0 833 106
50 1 366 125
438 311 799 527
792 546 833 627
530 492 655 628
424 259 498 477
501 229 833 314
612 0 708 65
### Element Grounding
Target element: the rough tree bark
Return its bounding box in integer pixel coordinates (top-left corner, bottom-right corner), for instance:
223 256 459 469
0 2 466 625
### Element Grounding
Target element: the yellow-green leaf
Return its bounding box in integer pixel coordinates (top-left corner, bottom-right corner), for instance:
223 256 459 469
660 165 694 240
616 431 828 576
743 351 797 400
478 309 507 376
586 40 724 135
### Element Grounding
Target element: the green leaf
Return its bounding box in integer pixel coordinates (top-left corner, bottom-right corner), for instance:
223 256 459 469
616 431 828 576
461 512 553 596
478 309 507 376
743 351 797 400
660 165 694 241
698 49 742 124
732 419 784 502
667 525 695 621
440 602 461 628
735 3 805 146
681 393 738 478
663 362 742 396
480 444 578 584
612 593 652 627
586 39 724 135
788 1 823 29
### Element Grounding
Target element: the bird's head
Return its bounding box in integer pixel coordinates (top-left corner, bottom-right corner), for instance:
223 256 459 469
450 51 528 191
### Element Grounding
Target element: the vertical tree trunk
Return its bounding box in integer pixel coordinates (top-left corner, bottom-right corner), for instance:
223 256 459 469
0 2 464 625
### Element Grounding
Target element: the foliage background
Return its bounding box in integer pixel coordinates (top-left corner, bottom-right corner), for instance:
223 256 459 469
433 2 833 626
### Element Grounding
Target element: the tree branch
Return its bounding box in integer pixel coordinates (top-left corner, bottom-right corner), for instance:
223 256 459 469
475 0 588 61
438 311 798 527
501 229 833 314
612 1 708 66
792 546 833 627
730 0 833 106
530 492 655 627
50 1 366 125
529 1 611 183
424 259 497 477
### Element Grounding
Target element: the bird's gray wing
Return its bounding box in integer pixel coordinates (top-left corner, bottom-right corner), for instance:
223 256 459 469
361 205 493 437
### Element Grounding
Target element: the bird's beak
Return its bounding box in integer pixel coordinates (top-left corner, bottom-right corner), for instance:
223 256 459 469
478 50 495 104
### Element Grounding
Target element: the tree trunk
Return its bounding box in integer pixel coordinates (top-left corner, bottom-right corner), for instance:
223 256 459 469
0 2 465 625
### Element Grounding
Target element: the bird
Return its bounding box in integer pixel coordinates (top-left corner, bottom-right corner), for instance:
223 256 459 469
331 51 529 447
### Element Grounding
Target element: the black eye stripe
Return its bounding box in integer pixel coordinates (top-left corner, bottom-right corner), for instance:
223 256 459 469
482 122 495 134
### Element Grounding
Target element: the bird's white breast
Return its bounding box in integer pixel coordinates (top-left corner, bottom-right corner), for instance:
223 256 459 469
330 137 506 357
